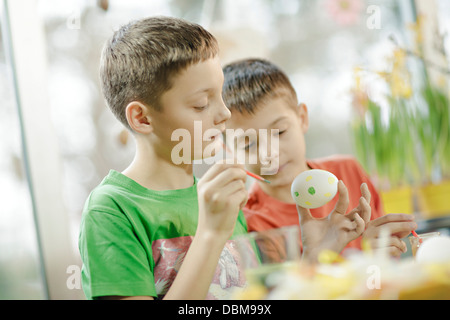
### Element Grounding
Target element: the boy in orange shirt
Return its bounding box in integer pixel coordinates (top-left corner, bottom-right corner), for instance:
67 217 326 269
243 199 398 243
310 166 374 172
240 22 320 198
222 58 417 258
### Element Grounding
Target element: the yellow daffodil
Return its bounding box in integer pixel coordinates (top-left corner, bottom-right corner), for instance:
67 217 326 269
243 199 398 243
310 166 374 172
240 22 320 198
351 66 369 117
390 50 413 99
407 15 424 55
377 48 413 99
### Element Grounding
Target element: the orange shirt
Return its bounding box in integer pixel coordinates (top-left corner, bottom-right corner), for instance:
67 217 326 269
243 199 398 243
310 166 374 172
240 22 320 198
243 155 385 251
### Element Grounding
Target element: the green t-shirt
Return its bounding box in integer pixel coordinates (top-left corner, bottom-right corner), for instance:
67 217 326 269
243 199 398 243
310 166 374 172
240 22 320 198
78 170 248 300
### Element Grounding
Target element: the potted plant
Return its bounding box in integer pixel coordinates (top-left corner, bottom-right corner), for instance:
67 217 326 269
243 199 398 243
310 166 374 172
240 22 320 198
351 48 419 214
351 15 450 218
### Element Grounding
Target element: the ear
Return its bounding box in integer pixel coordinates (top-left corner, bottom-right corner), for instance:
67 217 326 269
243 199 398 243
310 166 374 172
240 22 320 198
125 101 153 134
297 103 309 133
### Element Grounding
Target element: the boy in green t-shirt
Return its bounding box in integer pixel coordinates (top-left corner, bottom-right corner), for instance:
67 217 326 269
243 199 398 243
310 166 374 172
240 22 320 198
79 16 249 300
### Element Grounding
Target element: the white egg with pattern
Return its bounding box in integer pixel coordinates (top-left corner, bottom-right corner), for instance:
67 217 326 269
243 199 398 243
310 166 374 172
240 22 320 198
291 169 338 209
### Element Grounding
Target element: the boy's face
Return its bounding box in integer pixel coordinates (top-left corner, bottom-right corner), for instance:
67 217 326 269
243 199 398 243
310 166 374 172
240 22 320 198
150 56 230 161
225 95 309 187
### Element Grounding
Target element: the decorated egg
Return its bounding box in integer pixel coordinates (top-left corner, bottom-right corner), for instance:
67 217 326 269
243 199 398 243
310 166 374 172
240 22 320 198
416 236 450 264
291 169 338 209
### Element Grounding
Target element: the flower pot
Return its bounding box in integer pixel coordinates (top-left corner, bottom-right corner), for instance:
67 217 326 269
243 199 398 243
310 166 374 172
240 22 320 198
416 180 450 218
380 186 414 214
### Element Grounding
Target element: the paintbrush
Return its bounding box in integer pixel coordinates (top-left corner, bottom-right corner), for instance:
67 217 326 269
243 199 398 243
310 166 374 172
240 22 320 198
411 230 423 243
221 141 271 184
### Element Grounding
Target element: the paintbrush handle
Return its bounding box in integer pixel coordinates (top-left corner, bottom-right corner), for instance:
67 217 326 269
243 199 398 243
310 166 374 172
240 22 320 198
221 140 270 183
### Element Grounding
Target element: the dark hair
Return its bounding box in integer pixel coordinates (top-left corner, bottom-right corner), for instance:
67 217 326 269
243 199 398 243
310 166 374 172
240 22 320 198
222 58 297 114
100 16 219 130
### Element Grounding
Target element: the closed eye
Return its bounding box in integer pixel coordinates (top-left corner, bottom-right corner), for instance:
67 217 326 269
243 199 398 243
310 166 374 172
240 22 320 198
194 104 209 111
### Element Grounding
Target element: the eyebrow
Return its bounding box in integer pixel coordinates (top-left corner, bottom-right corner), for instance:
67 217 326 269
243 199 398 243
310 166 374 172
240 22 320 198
184 90 211 106
187 71 224 100
187 88 210 100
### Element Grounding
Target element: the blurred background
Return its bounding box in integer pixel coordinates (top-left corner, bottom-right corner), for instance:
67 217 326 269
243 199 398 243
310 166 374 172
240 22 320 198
0 0 449 299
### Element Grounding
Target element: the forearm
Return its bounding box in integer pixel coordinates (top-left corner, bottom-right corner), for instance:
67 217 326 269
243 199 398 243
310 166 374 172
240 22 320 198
163 230 227 300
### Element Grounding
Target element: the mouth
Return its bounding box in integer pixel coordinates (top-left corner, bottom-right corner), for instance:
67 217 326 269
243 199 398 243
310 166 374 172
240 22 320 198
209 128 225 141
209 132 221 141
277 162 288 173
262 162 288 176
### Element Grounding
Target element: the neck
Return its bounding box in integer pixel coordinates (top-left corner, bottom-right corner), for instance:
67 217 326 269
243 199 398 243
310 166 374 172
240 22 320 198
122 137 194 191
260 183 294 203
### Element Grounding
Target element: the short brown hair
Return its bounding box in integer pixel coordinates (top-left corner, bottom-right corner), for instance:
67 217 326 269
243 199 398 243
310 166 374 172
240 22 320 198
100 16 219 130
222 58 297 114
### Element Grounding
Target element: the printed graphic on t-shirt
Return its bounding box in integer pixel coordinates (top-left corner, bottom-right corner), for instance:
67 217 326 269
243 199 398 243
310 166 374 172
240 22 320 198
152 236 247 299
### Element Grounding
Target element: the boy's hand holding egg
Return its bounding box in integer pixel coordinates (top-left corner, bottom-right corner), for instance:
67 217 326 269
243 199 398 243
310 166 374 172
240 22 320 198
291 169 371 262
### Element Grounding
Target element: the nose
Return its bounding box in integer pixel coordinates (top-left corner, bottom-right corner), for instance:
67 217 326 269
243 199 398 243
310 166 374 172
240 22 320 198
258 130 280 165
214 98 231 126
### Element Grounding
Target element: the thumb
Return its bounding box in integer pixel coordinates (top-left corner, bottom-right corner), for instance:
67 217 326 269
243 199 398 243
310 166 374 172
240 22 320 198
297 205 313 223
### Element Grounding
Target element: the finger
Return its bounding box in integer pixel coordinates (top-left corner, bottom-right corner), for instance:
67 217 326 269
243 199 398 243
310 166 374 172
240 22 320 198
229 187 249 212
341 213 364 233
207 166 247 189
369 213 414 228
385 221 418 237
337 216 357 231
374 246 404 258
367 221 417 239
395 230 416 239
239 195 248 211
353 214 365 236
358 196 371 224
347 184 370 213
348 215 365 241
333 180 349 215
296 205 313 223
209 179 247 210
373 237 407 257
220 179 247 197
201 162 245 183
360 183 371 205
390 237 407 254
340 214 365 242
388 246 404 258
369 232 410 250
222 177 247 197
